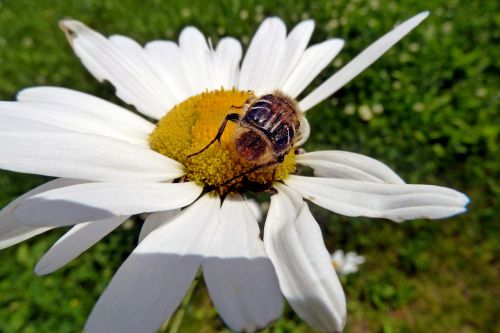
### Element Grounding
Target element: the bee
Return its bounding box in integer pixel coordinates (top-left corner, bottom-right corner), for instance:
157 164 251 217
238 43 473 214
188 90 303 185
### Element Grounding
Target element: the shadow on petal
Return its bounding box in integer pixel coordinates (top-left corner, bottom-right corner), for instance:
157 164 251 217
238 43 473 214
15 197 117 227
203 257 283 332
86 253 205 333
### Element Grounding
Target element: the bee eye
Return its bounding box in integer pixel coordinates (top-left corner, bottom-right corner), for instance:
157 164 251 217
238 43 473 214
288 125 295 141
273 127 289 149
276 135 288 147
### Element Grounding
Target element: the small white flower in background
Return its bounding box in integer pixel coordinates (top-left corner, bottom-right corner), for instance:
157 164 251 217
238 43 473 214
0 11 469 333
331 250 365 275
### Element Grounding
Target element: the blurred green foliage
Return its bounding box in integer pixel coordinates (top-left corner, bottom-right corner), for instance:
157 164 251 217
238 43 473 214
0 0 498 332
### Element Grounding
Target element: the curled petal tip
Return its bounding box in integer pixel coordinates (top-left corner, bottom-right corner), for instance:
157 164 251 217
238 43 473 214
59 19 78 30
59 19 82 43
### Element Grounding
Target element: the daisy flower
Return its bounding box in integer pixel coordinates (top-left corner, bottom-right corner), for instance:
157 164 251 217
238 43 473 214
0 12 469 333
331 250 365 275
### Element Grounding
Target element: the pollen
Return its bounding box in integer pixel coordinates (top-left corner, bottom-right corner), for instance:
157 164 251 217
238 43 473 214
149 89 296 194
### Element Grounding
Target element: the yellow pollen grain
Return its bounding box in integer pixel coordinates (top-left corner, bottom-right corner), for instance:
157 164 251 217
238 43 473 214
149 89 296 194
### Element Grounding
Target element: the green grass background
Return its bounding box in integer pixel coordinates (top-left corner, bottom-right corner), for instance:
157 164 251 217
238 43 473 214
0 0 498 332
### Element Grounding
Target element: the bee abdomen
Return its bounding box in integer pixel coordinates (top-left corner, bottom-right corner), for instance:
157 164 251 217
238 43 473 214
235 129 268 161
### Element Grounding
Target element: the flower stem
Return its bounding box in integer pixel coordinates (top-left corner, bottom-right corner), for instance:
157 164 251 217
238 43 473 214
162 272 200 333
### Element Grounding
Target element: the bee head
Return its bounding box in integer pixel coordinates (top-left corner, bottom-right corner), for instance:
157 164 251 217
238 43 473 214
234 127 272 162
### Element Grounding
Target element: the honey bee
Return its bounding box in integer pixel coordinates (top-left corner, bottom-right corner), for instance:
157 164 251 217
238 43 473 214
188 90 303 185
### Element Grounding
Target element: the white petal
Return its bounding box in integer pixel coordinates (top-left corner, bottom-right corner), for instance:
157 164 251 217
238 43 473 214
17 87 155 136
179 27 216 94
239 17 287 93
214 37 243 89
274 20 315 89
35 216 129 275
0 131 183 182
285 175 469 222
203 195 283 331
0 101 148 145
331 250 344 264
339 263 358 275
0 116 65 132
264 184 346 331
282 38 344 98
299 12 429 111
15 182 202 226
108 35 179 111
138 209 180 243
145 41 192 103
342 252 365 274
295 114 310 146
296 150 405 184
0 178 83 250
59 20 171 119
245 198 263 222
333 250 365 275
85 194 221 333
345 252 365 266
0 226 50 251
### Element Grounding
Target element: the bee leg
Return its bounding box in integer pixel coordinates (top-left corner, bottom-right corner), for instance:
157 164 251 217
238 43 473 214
294 147 306 155
187 113 241 158
222 154 285 186
240 177 276 194
265 186 278 195
221 183 244 200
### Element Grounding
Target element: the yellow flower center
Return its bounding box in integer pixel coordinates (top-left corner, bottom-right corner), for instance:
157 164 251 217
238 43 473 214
149 89 296 194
